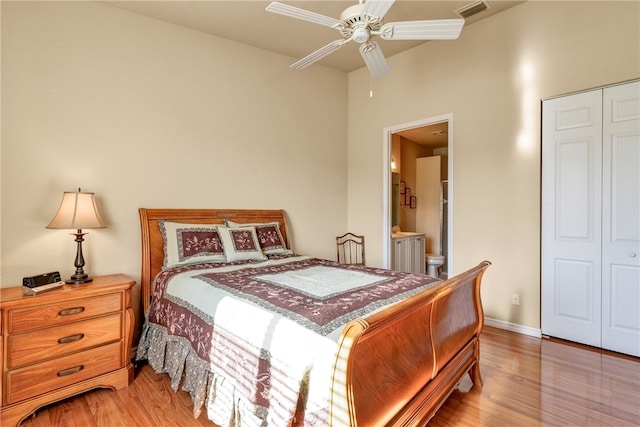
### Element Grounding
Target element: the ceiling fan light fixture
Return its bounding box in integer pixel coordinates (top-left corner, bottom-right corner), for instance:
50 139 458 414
352 26 370 43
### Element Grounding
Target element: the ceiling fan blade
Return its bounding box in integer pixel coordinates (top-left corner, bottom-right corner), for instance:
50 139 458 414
361 0 395 21
359 41 389 79
266 2 345 29
379 19 465 40
291 39 349 70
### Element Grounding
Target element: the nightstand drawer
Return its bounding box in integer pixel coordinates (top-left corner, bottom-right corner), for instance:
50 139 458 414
8 293 122 333
7 314 122 369
5 342 123 404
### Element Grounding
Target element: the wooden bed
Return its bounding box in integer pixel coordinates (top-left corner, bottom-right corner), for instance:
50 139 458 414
139 208 490 426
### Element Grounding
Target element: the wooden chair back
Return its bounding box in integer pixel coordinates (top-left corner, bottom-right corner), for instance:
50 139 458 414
336 233 365 265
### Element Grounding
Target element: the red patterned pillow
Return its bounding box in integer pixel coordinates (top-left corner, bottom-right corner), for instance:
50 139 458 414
225 220 292 256
217 226 267 262
159 221 226 268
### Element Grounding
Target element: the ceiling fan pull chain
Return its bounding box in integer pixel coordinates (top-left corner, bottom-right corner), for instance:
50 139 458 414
369 75 374 98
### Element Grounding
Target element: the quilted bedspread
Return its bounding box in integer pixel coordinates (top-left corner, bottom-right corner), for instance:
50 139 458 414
137 256 439 426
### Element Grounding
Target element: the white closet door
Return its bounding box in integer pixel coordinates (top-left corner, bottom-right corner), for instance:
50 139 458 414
541 90 603 347
601 82 640 356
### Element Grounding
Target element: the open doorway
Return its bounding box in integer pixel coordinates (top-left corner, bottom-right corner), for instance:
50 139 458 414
382 114 453 277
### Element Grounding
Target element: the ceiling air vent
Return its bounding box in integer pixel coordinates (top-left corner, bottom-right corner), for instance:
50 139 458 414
455 0 491 19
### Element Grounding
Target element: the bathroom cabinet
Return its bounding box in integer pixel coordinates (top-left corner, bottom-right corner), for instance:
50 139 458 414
391 233 426 274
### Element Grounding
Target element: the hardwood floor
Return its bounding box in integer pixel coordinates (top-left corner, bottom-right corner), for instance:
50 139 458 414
18 326 640 426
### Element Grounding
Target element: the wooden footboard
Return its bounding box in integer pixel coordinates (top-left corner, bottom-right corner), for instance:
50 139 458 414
331 261 490 426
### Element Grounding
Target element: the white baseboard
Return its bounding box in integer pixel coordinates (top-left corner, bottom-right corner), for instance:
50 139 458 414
484 317 542 338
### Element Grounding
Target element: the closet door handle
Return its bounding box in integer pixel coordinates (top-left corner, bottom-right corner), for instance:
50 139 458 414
630 252 637 258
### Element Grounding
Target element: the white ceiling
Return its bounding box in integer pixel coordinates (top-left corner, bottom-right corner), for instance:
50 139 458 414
103 0 524 73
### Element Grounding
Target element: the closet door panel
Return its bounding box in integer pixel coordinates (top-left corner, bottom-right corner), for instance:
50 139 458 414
541 90 602 346
555 139 595 240
601 81 640 356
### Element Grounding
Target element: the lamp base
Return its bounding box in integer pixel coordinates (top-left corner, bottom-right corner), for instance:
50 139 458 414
65 275 93 285
65 230 93 285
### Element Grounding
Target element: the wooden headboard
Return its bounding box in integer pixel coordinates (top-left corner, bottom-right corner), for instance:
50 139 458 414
138 208 289 314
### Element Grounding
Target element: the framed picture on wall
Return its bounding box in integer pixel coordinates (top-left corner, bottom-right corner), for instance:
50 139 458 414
410 196 416 209
400 181 406 194
405 188 411 205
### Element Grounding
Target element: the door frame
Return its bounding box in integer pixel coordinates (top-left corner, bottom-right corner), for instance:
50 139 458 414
382 113 454 272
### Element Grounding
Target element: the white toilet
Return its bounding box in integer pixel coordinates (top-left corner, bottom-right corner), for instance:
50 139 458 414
426 254 445 278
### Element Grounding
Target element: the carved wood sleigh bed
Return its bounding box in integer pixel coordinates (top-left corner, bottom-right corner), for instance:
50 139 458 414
137 208 490 426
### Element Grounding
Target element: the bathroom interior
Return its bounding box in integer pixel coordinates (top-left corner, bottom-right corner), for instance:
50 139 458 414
390 121 449 279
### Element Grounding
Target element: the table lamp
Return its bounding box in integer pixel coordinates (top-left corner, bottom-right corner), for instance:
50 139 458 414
47 188 106 284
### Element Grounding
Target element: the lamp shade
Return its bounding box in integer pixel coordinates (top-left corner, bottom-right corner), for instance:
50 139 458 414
47 190 106 230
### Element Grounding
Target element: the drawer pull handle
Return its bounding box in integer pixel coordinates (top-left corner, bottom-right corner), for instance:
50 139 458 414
57 365 84 377
58 307 85 316
58 333 85 344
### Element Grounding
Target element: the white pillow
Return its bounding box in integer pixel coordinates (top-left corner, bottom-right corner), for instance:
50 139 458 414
159 221 226 268
216 226 267 262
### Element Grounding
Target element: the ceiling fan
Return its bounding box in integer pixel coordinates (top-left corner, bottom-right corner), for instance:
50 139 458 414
266 0 465 79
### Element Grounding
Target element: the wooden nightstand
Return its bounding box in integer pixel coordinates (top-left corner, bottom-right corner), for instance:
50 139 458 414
0 274 135 426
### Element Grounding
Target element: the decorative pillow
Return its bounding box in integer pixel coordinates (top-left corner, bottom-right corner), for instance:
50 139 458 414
216 226 267 262
159 221 226 269
225 220 293 256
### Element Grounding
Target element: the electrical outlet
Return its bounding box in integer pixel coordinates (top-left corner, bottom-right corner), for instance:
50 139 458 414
511 293 520 305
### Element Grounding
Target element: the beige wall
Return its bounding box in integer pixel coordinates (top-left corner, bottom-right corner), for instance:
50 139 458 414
347 1 640 329
1 2 348 334
3 1 639 335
